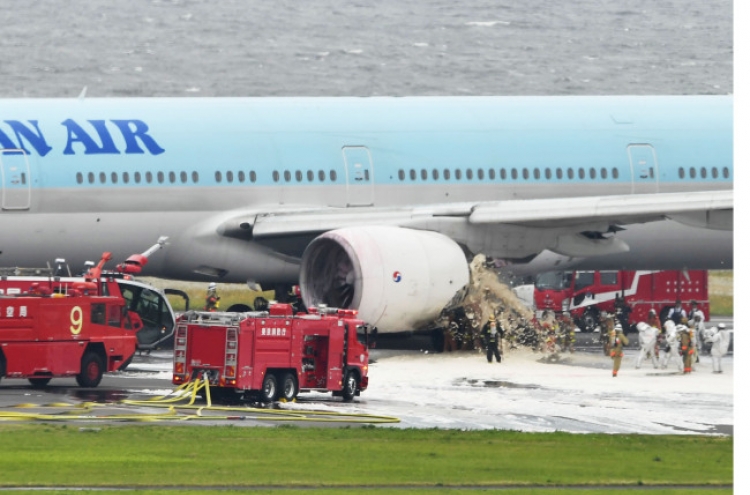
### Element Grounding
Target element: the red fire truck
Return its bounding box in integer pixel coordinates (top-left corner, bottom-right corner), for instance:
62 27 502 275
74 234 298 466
0 253 140 388
173 303 370 402
533 270 709 332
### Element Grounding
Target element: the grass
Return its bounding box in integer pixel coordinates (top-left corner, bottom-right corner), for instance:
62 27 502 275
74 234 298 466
0 426 733 490
709 270 733 316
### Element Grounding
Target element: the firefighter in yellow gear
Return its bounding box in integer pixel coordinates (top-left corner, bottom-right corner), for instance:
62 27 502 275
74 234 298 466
610 323 629 377
204 282 221 312
678 324 695 373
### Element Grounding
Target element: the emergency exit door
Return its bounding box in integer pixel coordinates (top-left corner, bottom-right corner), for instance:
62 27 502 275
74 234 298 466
1 149 31 210
342 146 374 206
627 144 659 194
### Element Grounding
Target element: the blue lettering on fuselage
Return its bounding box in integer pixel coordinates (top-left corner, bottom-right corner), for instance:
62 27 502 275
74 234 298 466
0 119 164 156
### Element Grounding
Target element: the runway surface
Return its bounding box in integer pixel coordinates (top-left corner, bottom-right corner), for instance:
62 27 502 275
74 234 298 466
0 338 733 434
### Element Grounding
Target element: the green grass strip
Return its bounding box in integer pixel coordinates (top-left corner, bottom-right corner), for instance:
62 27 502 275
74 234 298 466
0 425 732 488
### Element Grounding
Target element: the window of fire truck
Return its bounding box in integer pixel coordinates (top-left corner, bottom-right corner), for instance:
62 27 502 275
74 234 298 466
574 272 595 291
356 325 369 345
91 304 106 325
600 271 619 286
534 271 569 291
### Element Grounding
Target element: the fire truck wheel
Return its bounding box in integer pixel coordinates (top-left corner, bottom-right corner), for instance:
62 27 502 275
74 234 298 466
280 372 298 401
28 378 52 388
76 352 104 388
0 353 6 382
342 371 358 402
261 373 278 403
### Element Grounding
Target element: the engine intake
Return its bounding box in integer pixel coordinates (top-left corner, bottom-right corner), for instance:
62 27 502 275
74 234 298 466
300 227 469 333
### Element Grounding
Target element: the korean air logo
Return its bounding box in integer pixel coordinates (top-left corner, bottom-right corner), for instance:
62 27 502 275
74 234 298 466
393 271 402 283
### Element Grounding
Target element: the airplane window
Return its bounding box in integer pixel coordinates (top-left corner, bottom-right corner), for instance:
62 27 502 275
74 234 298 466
578 168 585 180
398 170 405 181
318 170 325 182
88 172 94 184
455 169 462 180
169 171 176 183
544 168 551 180
689 167 696 179
466 169 473 180
330 170 337 181
99 172 107 183
432 169 439 180
500 169 507 180
712 167 718 179
146 172 153 183
700 167 707 179
134 172 141 184
307 170 314 182
601 168 608 179
567 168 574 179
192 172 199 183
227 171 234 183
443 169 450 180
123 172 130 184
76 172 83 184
409 169 416 181
111 172 118 184
157 171 164 184
250 171 257 183
522 168 529 180
295 170 302 182
180 172 187 183
722 167 729 178
477 168 484 180
238 171 245 182
511 169 517 180
284 170 291 182
488 169 496 180
589 168 596 179
421 169 428 180
215 171 222 182
679 167 685 179
533 168 540 180
612 168 619 179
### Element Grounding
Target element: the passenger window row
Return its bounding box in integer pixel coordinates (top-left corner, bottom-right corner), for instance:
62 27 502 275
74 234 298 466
397 167 621 182
678 166 730 180
76 170 201 185
272 170 338 183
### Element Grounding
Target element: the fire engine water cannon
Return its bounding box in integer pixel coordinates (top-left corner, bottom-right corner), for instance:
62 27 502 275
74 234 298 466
115 236 169 275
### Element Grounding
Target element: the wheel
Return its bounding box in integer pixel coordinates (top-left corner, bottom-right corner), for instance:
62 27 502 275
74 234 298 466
76 352 104 388
226 304 252 313
28 378 52 388
260 373 278 403
280 372 298 402
581 308 600 333
342 370 358 402
254 297 269 311
0 353 5 384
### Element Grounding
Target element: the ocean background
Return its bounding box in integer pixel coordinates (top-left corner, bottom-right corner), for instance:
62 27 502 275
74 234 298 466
0 0 732 97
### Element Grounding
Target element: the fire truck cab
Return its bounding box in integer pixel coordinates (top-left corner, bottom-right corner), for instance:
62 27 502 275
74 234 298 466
534 269 709 332
0 269 139 388
173 303 370 402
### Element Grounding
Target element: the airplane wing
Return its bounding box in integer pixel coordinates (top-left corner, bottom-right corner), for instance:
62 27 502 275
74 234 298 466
225 190 732 239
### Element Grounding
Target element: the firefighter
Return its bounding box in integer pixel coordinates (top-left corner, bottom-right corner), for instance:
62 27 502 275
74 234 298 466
601 314 615 356
481 314 503 363
688 301 706 355
705 323 729 373
204 282 220 312
443 315 459 353
558 312 576 353
667 299 687 325
647 308 662 359
678 324 695 373
635 321 659 369
660 320 682 371
610 322 629 377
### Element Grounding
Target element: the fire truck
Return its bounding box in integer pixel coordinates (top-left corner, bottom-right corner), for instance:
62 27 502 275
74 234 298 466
0 237 185 351
533 270 710 332
0 252 140 388
173 303 370 402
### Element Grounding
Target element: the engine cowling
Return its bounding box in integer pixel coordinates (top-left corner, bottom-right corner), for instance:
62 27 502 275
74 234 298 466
300 226 469 333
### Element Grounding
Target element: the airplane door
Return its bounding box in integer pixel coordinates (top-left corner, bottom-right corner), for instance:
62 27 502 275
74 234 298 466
627 144 659 194
0 149 31 210
342 146 374 206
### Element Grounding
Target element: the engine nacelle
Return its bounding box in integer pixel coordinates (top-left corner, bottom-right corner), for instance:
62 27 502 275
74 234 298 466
300 227 469 333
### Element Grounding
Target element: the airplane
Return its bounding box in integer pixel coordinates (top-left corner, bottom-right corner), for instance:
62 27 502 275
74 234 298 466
0 95 733 334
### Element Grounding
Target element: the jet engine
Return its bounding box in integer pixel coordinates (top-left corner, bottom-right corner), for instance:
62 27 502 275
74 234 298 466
299 226 469 333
